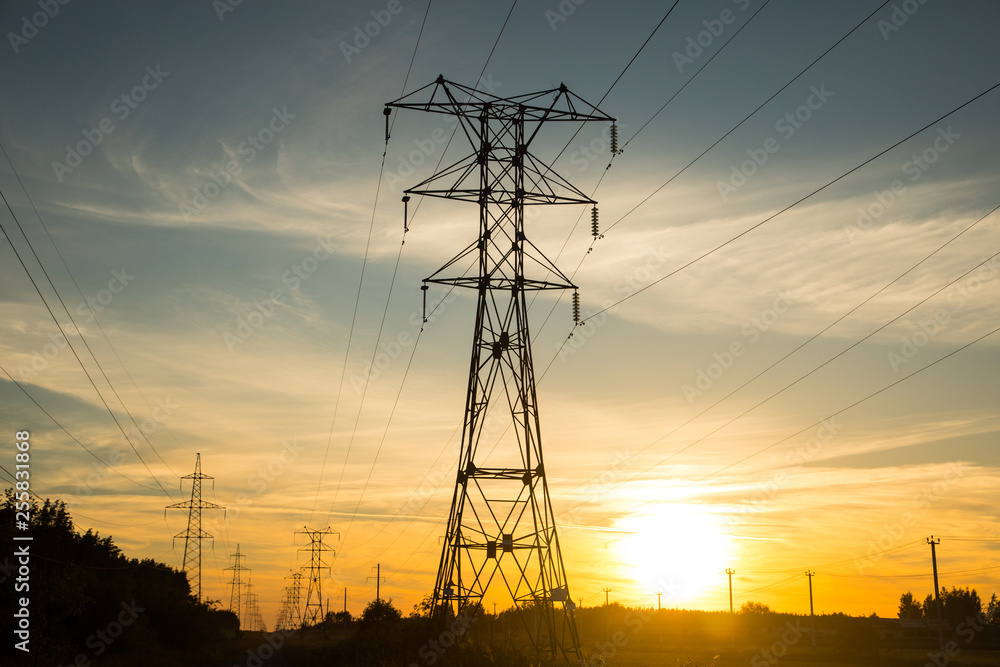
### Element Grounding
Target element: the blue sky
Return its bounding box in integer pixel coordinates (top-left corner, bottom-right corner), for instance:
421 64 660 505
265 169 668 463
2 0 999 624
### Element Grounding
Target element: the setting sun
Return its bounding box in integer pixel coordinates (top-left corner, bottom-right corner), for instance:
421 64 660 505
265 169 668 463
615 504 734 606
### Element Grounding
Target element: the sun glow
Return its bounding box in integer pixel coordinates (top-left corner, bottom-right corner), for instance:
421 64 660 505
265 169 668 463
614 504 734 606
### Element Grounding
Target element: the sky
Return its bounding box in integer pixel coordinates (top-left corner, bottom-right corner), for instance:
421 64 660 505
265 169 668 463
2 0 999 628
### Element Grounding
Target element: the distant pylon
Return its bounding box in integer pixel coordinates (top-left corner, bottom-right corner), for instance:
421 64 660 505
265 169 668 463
297 526 338 629
286 571 304 628
165 452 224 602
224 544 249 627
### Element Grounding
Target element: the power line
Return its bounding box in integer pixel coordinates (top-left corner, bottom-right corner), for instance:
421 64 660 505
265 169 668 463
558 203 1000 502
316 0 516 523
613 322 1000 521
0 363 160 491
563 234 1000 512
0 192 175 500
0 179 178 479
604 0 893 235
584 79 1000 321
0 143 190 458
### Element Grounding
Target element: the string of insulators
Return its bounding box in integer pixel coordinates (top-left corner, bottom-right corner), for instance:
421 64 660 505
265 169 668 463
610 122 619 155
572 290 581 324
591 206 599 237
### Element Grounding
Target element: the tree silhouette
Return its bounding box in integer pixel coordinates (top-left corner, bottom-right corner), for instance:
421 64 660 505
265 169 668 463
898 592 923 619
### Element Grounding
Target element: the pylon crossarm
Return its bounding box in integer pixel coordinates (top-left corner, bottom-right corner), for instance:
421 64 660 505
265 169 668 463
387 77 614 124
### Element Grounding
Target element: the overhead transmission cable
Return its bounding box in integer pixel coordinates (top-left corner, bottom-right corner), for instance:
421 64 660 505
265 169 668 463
558 202 1000 501
1 144 190 459
591 321 1000 525
0 192 175 499
334 0 517 540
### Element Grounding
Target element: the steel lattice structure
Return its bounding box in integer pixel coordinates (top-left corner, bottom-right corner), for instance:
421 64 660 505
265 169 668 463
165 452 224 602
386 76 613 660
297 526 337 629
224 543 249 626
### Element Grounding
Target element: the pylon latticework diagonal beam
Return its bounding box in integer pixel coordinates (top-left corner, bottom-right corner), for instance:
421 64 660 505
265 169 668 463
386 76 613 661
165 452 224 602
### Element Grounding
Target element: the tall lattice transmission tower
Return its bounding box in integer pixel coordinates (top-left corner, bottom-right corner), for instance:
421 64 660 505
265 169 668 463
386 76 613 660
224 544 249 627
243 579 265 632
165 452 224 602
297 526 337 628
275 571 304 631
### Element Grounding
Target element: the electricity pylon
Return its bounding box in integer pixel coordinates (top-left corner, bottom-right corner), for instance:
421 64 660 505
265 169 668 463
225 544 249 627
297 526 337 629
165 452 224 602
386 76 613 660
285 571 304 628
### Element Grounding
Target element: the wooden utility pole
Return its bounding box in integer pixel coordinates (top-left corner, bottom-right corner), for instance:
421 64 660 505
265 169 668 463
727 568 735 648
928 537 944 653
806 571 816 651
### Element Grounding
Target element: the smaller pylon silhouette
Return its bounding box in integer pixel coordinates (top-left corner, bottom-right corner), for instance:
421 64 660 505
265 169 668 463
297 526 337 629
225 544 250 628
285 571 304 628
165 452 224 601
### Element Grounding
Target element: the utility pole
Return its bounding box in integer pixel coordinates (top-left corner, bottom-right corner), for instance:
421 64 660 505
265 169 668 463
928 536 944 653
297 526 338 630
386 77 613 662
603 587 612 643
368 564 386 603
726 569 735 614
165 453 224 602
805 571 816 651
224 544 249 628
727 568 735 648
655 590 663 611
344 587 348 614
